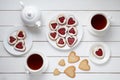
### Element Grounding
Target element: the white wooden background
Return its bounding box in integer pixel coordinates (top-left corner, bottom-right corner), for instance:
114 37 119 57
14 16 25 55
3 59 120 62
0 0 120 80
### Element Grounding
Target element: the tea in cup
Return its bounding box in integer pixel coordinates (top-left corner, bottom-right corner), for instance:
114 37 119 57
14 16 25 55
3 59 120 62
25 52 48 74
88 13 110 36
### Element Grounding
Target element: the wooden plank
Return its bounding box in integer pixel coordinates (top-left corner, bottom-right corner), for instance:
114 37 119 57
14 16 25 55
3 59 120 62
0 74 120 80
0 57 120 72
0 26 120 41
0 11 120 25
0 0 120 10
1 41 120 56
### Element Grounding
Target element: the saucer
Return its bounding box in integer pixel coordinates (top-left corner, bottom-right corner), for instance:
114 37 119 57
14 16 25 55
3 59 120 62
3 27 33 56
89 42 110 64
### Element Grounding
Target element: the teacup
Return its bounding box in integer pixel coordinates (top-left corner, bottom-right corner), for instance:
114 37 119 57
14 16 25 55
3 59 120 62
25 52 48 74
88 13 110 36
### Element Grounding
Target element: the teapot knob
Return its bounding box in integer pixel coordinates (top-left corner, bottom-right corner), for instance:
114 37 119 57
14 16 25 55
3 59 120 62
35 21 41 28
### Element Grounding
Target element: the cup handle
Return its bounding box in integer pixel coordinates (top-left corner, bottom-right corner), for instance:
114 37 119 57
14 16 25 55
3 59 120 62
25 70 30 80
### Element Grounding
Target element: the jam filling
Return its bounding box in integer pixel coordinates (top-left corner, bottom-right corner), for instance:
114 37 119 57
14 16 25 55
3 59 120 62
95 48 103 56
51 23 57 29
59 16 65 23
58 38 64 44
68 37 75 45
58 28 66 35
68 18 75 25
69 28 75 34
50 32 56 38
18 31 24 37
16 42 23 49
10 36 16 43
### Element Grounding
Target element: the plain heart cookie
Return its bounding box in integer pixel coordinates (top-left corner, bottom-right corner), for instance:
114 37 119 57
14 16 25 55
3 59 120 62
53 68 61 76
79 59 90 71
64 66 76 78
68 51 80 63
58 59 65 66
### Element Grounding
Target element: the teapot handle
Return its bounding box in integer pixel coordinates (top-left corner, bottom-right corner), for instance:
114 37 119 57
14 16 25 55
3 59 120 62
35 21 41 28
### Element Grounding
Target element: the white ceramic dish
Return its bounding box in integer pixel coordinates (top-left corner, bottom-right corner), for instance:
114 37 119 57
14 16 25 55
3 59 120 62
89 42 110 64
3 27 33 56
46 14 83 50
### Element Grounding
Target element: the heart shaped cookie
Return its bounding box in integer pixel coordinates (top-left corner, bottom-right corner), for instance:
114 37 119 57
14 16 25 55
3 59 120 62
17 30 26 40
67 16 77 27
68 51 80 63
8 35 17 45
53 68 61 76
49 20 59 30
14 40 26 52
57 26 67 37
68 27 78 36
92 46 105 59
58 59 65 66
64 66 76 78
49 31 58 41
79 59 90 71
56 37 66 48
57 14 66 25
66 36 77 47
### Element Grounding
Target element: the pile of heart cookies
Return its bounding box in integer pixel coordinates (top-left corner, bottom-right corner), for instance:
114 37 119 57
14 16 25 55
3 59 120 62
8 30 26 52
48 14 78 48
53 51 91 78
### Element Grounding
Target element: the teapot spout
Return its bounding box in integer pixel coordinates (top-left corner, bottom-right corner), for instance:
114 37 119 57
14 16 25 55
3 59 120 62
19 1 25 9
35 21 41 28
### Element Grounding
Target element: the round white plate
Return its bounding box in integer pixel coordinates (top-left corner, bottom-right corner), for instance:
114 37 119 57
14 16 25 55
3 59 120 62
89 42 110 64
46 15 83 50
3 27 33 56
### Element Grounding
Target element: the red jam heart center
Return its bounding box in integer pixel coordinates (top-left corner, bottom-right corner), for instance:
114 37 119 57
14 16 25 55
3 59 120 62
69 28 75 34
68 18 75 25
16 42 23 49
58 28 65 35
51 23 57 29
18 31 24 37
50 32 56 38
10 36 16 43
58 38 64 44
59 17 65 23
68 37 75 45
95 49 103 56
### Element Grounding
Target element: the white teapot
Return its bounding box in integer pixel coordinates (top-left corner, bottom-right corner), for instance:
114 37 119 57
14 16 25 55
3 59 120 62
20 1 41 28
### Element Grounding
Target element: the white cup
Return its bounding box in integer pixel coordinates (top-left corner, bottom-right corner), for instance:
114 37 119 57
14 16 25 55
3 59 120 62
88 13 110 36
25 52 48 75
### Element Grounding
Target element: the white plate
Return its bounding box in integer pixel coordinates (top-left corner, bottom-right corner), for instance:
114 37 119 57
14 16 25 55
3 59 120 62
3 27 33 56
89 42 110 64
46 15 83 50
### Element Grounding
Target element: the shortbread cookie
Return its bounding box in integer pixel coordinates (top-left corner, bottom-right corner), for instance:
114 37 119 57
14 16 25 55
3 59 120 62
67 15 78 27
68 51 80 63
58 59 65 66
49 20 59 30
14 40 26 52
64 66 76 78
49 31 58 41
57 14 67 25
17 30 26 40
79 59 90 71
66 35 77 47
8 35 17 45
56 37 66 48
53 68 61 76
